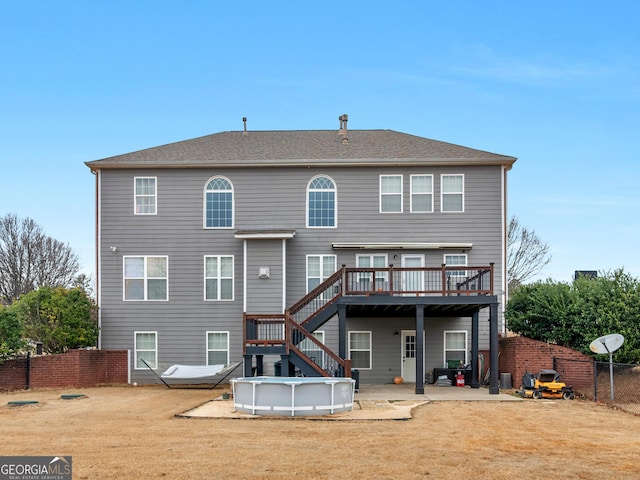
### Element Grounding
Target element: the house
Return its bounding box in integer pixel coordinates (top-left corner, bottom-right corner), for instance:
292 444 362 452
85 115 516 394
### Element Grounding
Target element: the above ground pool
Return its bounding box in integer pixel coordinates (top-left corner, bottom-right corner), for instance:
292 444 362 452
230 376 356 417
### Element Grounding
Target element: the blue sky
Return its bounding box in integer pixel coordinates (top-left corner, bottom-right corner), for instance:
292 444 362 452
1 1 638 282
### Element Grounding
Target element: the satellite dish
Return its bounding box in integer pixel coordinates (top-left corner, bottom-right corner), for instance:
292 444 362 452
589 333 624 401
589 334 624 354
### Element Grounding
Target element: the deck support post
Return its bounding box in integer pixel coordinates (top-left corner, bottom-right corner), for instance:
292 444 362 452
415 306 425 394
489 302 500 394
471 310 480 388
338 304 347 360
255 355 264 376
243 354 253 377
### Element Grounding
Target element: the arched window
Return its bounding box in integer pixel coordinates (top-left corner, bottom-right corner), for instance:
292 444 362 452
307 175 336 228
204 177 234 228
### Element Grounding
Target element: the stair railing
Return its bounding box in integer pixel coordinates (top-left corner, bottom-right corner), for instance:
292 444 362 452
287 267 344 326
286 314 352 377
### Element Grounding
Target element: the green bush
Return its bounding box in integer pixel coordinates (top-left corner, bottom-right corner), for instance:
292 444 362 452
506 269 640 363
14 286 98 354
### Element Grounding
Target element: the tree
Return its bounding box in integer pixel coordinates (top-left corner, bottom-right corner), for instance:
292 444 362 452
506 269 640 363
0 213 80 304
14 286 98 354
73 273 95 299
507 216 551 292
0 305 25 361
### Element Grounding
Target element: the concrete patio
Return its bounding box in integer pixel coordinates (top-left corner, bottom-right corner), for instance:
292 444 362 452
355 383 521 402
180 384 520 420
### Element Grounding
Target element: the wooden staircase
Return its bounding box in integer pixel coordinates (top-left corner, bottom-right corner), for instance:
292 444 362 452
243 264 494 378
244 268 351 377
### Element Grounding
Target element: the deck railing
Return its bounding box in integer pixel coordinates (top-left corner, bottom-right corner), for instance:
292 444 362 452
244 264 494 375
344 264 494 296
243 312 352 377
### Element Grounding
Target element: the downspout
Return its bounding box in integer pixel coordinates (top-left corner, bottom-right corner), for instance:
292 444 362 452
91 168 102 349
501 164 508 334
281 239 287 312
242 239 247 312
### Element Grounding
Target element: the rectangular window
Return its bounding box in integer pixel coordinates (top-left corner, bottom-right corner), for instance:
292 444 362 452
135 177 157 215
205 256 234 301
441 174 464 212
300 331 325 367
444 254 468 290
444 331 467 367
207 331 229 365
356 254 388 291
410 175 433 213
349 331 372 369
306 255 337 292
135 331 157 369
379 175 402 213
124 256 168 301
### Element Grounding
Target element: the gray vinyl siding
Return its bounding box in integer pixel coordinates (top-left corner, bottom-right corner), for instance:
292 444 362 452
346 316 472 384
97 162 505 382
245 239 283 313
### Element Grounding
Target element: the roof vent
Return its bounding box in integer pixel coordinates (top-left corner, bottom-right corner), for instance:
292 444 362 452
242 117 248 136
338 114 348 144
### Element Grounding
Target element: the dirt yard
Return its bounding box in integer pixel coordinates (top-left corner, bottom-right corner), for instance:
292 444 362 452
2 385 640 479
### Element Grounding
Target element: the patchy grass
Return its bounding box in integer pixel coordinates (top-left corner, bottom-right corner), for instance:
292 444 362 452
2 385 640 479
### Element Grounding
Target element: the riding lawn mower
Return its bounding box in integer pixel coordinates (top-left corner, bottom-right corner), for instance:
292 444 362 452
517 369 575 400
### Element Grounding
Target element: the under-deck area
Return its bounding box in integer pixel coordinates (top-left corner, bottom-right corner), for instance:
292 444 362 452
243 265 501 394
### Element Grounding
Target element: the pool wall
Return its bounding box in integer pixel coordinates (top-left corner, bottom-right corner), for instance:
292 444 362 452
231 376 356 417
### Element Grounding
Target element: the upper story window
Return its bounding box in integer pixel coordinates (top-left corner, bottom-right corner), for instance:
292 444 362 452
204 255 234 301
135 177 157 215
307 175 336 227
306 255 337 293
410 175 433 213
204 177 234 228
380 175 402 213
356 254 388 290
124 256 168 301
441 174 464 212
444 254 468 290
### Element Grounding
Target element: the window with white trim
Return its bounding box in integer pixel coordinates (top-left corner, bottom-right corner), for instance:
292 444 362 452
441 174 464 212
204 176 234 228
444 254 468 290
410 174 433 213
349 331 372 369
356 254 388 291
306 255 337 293
444 330 467 366
134 177 157 215
135 331 157 369
300 331 325 367
379 175 402 213
207 331 229 365
124 256 168 301
204 255 234 301
307 175 337 227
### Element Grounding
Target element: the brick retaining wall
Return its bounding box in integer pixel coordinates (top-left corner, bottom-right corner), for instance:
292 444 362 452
499 336 594 392
0 349 128 391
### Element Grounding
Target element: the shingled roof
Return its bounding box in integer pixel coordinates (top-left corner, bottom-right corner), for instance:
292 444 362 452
86 129 516 170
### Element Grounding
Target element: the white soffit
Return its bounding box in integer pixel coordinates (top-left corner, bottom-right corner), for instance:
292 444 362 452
331 242 472 250
234 230 296 240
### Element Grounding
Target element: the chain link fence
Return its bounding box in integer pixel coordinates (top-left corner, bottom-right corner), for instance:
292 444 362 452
594 361 640 416
554 357 640 416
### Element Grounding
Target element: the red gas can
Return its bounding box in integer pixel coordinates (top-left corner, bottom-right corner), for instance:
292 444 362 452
455 372 465 387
